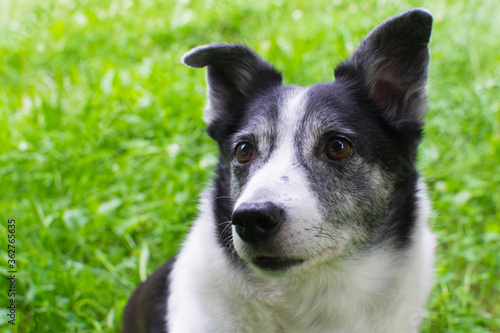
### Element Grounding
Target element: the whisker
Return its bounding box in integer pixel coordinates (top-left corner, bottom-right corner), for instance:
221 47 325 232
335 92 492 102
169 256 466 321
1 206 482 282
221 235 234 246
213 196 233 200
217 220 235 247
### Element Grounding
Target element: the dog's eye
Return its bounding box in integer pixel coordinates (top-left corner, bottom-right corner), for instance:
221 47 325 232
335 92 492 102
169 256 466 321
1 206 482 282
325 138 353 161
235 142 255 163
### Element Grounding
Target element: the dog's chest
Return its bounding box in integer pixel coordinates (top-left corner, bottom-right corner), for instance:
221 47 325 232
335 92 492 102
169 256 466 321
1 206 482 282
237 296 346 333
214 265 398 333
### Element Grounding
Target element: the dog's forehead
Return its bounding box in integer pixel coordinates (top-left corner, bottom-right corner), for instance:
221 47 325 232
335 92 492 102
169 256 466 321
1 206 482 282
240 82 365 142
234 86 307 149
303 82 375 131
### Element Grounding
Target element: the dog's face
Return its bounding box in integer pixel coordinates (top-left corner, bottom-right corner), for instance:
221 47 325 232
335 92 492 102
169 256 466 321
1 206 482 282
183 9 432 275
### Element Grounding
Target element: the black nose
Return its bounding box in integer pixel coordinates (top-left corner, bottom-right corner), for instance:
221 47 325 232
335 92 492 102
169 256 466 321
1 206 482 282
232 202 283 244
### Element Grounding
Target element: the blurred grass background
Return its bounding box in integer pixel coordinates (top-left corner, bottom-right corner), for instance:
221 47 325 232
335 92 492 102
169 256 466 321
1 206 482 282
0 0 499 332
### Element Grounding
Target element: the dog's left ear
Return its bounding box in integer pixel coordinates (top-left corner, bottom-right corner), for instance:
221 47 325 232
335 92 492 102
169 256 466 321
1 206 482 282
182 43 282 126
335 9 433 123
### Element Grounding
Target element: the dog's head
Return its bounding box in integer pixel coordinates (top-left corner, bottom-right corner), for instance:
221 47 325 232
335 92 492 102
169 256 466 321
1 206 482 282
183 9 432 275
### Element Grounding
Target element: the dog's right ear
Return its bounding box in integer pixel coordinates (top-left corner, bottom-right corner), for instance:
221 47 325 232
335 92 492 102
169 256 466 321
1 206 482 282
335 9 433 124
182 43 283 125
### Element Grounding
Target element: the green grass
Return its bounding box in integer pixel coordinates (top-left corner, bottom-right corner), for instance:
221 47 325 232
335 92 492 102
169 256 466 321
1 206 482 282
0 0 499 332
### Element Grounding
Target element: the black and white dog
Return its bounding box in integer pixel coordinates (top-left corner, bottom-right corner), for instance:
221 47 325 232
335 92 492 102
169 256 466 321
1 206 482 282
124 9 436 333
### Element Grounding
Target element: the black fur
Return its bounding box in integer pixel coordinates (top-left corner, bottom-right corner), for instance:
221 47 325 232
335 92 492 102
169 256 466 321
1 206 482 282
123 256 176 333
379 171 421 248
211 159 238 260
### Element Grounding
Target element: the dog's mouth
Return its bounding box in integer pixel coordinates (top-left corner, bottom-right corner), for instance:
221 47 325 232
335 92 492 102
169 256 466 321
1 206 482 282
251 256 305 271
247 245 342 274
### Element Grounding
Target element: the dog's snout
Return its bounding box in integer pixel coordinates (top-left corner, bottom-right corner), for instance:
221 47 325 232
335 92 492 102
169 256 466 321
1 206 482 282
232 202 283 244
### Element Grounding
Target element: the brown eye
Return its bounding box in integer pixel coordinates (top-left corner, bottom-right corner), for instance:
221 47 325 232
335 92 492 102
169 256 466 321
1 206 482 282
235 142 255 163
325 138 353 161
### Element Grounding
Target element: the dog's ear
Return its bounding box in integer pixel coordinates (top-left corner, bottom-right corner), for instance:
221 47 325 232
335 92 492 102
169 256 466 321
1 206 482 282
335 9 433 123
182 43 282 124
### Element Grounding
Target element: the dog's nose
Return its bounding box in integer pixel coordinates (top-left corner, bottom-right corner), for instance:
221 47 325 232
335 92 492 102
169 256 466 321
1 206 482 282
232 202 283 244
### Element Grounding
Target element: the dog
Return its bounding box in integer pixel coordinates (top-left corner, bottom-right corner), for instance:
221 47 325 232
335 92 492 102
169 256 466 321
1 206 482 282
123 8 436 333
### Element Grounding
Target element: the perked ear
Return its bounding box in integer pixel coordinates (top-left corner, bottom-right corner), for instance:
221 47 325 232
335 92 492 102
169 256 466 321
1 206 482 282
182 43 282 124
335 9 433 123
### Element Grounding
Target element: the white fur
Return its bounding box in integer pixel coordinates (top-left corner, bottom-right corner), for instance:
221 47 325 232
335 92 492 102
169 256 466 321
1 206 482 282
168 184 435 333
